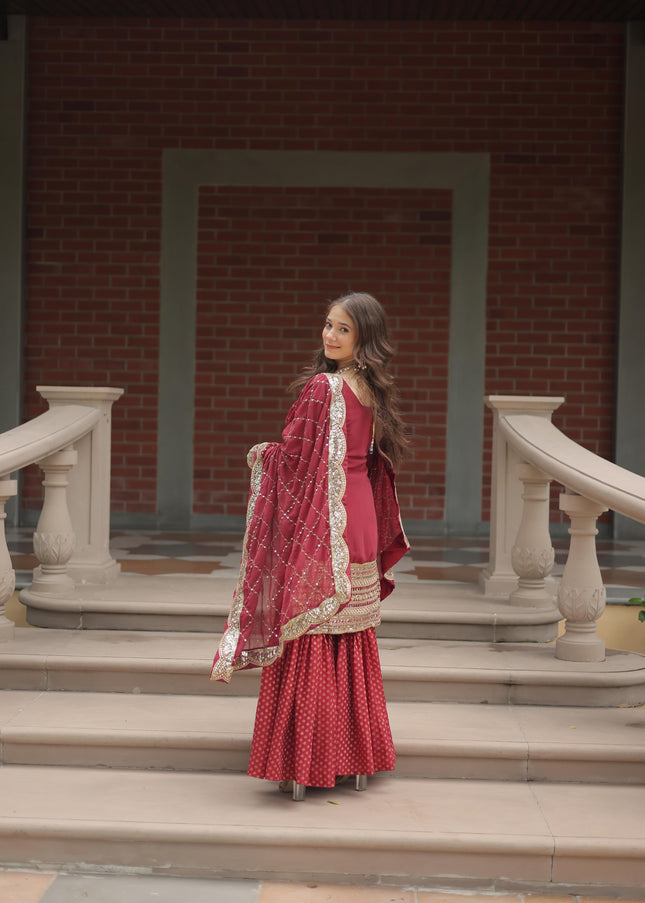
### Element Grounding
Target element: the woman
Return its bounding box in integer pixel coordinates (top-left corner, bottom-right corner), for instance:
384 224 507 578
210 292 409 800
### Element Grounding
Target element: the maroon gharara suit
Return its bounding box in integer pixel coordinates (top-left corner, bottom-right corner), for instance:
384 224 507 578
211 372 409 788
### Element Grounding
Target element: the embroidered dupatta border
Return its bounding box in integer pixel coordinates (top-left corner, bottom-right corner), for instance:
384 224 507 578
210 373 350 682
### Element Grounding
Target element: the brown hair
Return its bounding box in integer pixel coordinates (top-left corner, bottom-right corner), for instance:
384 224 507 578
291 292 408 469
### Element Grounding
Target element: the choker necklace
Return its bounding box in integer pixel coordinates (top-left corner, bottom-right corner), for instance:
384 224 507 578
337 364 358 374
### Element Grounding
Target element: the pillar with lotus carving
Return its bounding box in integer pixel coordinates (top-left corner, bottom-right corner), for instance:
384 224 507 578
556 492 607 662
30 448 77 595
509 461 557 609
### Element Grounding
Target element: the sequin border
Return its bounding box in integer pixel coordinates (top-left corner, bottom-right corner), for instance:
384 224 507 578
279 373 350 642
210 376 351 681
210 440 269 681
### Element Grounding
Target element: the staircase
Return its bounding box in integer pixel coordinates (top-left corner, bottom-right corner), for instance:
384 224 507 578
2 577 645 895
4 391 645 892
20 574 564 643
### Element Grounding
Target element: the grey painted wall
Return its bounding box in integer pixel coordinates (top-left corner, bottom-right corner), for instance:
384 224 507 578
615 22 645 540
0 16 27 526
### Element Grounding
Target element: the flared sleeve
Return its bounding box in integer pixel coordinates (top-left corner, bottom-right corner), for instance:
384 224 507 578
369 452 410 599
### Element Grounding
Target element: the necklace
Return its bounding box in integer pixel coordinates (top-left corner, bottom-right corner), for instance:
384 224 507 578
337 364 358 374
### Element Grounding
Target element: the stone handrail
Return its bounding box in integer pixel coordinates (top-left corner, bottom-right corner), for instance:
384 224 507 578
0 387 123 641
481 395 645 663
0 405 101 475
500 413 645 525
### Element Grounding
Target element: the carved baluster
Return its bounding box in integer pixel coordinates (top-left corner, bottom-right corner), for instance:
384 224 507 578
0 478 18 641
509 462 557 609
31 449 78 595
556 492 608 662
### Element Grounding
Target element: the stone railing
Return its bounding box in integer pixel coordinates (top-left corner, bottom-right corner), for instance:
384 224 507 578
0 387 123 641
480 395 645 663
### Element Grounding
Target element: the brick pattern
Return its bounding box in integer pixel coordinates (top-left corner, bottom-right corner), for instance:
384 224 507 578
195 185 451 522
23 19 623 523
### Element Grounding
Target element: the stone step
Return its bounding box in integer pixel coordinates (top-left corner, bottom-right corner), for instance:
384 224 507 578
0 764 644 895
2 690 645 784
20 576 561 643
2 627 645 706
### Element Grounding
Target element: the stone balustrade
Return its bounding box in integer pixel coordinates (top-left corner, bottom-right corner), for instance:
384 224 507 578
484 395 645 662
0 387 123 639
2 385 645 666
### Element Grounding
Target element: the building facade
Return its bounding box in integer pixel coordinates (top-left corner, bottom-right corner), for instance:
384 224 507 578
1 10 644 536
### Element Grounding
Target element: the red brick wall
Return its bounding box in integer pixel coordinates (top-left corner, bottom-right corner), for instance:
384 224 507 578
23 18 623 525
194 185 451 520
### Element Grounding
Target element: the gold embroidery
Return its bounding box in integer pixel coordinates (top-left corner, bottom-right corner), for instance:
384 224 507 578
210 441 272 681
309 560 381 634
279 373 350 641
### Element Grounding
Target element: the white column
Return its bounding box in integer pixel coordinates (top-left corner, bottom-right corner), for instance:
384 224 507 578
37 386 124 584
30 449 77 595
480 395 564 596
509 462 557 609
556 492 607 663
0 478 17 641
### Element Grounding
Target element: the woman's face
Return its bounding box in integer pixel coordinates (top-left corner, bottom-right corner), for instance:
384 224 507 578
322 304 358 368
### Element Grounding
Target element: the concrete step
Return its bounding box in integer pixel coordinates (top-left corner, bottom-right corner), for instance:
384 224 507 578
20 576 561 643
2 627 645 706
1 765 644 895
2 690 645 784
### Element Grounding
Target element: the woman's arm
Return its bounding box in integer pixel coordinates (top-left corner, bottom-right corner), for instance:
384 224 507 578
247 374 331 473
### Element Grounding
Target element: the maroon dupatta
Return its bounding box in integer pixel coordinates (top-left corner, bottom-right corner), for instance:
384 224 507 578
210 372 408 682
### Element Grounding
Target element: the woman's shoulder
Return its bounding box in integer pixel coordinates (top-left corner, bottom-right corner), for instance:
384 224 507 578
286 372 333 418
289 373 342 419
301 372 334 396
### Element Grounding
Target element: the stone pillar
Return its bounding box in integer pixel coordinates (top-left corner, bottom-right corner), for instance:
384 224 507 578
615 22 645 540
37 386 124 584
30 449 77 595
0 16 27 532
556 492 608 663
509 462 557 609
0 478 18 641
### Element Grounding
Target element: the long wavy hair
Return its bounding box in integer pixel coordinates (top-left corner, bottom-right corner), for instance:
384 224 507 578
291 292 408 469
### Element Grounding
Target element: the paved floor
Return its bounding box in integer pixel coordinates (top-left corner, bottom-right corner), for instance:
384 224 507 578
8 529 645 601
1 872 641 903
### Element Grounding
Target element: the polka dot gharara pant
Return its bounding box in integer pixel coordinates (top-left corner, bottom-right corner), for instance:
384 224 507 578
247 627 396 789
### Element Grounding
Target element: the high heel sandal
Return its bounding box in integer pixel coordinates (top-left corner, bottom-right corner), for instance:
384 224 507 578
279 780 306 801
280 776 366 800
336 774 368 790
290 778 362 800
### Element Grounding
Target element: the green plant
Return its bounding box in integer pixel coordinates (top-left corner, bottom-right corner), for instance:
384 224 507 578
628 593 645 622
